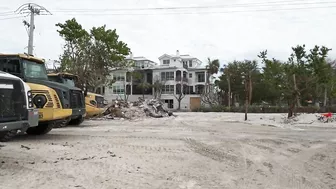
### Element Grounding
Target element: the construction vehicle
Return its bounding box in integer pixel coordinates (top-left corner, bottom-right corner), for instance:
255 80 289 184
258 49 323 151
0 54 86 134
0 71 39 141
48 72 106 118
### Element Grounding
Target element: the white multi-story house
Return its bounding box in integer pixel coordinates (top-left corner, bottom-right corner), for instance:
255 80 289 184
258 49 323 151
104 51 210 110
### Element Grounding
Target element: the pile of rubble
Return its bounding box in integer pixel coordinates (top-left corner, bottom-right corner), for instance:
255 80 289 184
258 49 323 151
101 98 174 120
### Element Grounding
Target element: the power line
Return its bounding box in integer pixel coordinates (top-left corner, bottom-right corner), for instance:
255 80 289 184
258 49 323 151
15 3 52 55
52 0 336 12
52 5 336 16
0 16 23 20
0 11 15 16
0 0 335 16
0 1 335 19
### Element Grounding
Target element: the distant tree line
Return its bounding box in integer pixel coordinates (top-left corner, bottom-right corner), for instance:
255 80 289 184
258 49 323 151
214 45 336 117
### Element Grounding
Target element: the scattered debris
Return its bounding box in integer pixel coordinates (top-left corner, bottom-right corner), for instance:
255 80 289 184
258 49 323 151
77 156 96 161
21 145 31 150
107 151 116 157
63 142 74 147
98 99 175 120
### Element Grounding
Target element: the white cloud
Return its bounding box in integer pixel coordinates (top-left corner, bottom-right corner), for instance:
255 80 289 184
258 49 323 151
1 0 336 66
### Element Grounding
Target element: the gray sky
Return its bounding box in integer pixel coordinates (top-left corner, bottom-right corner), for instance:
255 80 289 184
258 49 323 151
1 0 336 67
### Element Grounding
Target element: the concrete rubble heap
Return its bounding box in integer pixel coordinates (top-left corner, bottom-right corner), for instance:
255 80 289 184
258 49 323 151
101 99 174 119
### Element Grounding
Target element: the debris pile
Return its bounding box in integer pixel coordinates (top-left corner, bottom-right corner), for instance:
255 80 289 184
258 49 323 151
101 99 174 119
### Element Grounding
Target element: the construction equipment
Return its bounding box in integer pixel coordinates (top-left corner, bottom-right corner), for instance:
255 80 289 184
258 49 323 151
48 72 106 118
0 71 39 141
0 54 86 134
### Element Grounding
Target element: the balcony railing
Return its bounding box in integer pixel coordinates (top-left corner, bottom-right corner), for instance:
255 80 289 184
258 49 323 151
196 79 205 83
175 76 188 83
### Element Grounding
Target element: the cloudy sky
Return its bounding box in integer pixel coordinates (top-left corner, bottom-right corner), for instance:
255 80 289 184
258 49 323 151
1 0 336 68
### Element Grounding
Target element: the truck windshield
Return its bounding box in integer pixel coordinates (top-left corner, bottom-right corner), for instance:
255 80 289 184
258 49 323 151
22 59 48 80
63 77 76 87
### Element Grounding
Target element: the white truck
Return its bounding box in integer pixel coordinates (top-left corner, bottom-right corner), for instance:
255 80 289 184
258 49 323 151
0 71 39 142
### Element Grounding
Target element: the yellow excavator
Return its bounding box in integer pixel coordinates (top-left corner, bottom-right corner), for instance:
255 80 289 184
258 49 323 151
47 72 106 119
0 54 86 133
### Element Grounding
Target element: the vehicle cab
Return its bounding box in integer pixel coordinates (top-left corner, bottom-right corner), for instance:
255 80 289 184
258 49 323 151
0 71 39 141
48 72 105 118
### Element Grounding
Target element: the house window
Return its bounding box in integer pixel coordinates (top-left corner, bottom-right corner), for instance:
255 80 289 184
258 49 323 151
163 60 170 65
196 72 205 82
188 86 193 94
183 72 187 78
113 73 125 81
164 99 174 109
189 60 192 67
112 85 125 94
161 72 174 81
195 85 205 94
143 61 148 68
162 85 174 94
189 73 192 78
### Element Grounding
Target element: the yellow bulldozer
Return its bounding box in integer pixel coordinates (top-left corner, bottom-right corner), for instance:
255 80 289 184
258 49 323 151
0 53 86 133
47 72 106 119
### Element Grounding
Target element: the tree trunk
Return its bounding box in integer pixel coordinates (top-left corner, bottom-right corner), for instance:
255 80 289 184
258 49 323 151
178 100 181 110
244 80 249 121
288 100 294 118
248 71 252 105
323 87 327 107
206 71 210 93
293 74 301 107
227 76 231 108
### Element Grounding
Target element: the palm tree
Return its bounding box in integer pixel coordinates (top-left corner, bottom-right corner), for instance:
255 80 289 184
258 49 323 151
205 58 220 92
222 65 232 108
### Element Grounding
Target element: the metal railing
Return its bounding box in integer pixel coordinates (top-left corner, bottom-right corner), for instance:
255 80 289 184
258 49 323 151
175 76 188 83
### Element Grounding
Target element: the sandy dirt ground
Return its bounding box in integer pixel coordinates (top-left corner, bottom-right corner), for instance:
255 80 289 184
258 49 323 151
0 112 335 189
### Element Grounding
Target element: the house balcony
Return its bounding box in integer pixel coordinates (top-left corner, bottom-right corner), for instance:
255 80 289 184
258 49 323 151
175 70 188 83
175 76 188 83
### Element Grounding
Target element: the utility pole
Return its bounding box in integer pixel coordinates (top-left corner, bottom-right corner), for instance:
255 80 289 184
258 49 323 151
243 70 252 121
15 3 52 55
27 5 37 55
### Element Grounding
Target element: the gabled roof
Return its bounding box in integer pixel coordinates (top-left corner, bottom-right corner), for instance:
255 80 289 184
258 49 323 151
126 56 158 65
158 53 201 63
180 55 196 59
158 54 173 60
126 56 150 61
